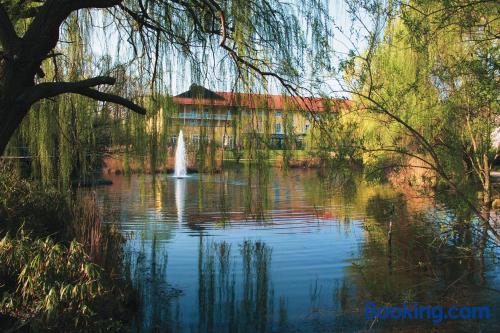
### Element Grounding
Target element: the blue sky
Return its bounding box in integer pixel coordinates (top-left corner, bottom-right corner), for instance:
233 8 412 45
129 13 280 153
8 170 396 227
88 1 371 97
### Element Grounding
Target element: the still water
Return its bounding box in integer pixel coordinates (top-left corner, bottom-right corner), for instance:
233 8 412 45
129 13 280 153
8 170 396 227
95 166 499 332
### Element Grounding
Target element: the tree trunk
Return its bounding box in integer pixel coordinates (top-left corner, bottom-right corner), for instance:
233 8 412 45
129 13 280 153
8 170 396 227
0 102 29 156
0 41 38 156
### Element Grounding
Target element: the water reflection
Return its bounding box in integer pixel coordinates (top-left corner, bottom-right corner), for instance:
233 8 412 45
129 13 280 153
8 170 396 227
175 179 187 225
96 167 499 332
126 235 365 333
197 239 274 333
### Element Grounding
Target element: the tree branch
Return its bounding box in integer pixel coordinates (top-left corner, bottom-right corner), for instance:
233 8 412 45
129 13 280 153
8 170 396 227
0 4 19 51
24 76 116 100
20 76 146 115
74 88 146 115
20 0 123 80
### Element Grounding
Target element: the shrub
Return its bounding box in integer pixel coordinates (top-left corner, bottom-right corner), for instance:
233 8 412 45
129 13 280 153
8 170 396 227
0 233 128 331
364 155 402 183
0 167 68 238
0 165 134 331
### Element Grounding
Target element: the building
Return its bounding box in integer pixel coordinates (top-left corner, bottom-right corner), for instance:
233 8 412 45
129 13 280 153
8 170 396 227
169 84 350 150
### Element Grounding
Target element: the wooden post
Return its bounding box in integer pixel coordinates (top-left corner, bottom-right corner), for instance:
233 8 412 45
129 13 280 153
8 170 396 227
387 220 393 273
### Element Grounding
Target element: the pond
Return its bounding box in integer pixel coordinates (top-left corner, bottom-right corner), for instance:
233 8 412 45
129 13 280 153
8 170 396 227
95 166 499 332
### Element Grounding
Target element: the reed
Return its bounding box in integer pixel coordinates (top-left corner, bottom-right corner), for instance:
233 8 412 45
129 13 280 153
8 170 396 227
69 192 125 275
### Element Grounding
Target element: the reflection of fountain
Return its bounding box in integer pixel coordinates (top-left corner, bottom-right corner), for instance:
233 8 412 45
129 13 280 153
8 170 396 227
175 179 186 225
174 130 187 178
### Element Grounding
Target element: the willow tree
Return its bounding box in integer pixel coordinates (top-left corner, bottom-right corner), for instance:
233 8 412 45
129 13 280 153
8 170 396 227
332 0 499 237
0 0 332 158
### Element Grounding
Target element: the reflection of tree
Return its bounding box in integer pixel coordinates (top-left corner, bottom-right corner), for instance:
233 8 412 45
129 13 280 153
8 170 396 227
124 235 181 332
216 171 231 226
99 170 499 332
243 165 271 222
97 174 175 241
365 193 404 225
302 169 399 225
350 191 498 332
198 239 277 333
318 165 360 202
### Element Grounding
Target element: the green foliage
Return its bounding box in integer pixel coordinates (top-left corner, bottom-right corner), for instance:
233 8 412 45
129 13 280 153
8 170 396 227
0 234 127 331
343 0 499 197
0 166 69 237
305 110 364 165
0 166 133 331
364 154 401 184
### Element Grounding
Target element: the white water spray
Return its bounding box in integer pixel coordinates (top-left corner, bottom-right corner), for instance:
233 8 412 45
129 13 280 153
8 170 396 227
174 130 187 178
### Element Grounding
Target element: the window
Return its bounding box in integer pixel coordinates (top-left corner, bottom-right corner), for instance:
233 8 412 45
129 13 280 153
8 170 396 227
223 135 234 149
191 134 200 145
275 123 282 134
304 123 310 132
296 137 305 150
275 111 281 117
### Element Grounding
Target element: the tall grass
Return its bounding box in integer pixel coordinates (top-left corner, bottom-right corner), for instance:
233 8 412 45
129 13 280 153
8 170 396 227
70 193 124 276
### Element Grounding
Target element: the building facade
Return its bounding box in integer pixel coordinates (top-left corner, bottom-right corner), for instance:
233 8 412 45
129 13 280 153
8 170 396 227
168 84 349 150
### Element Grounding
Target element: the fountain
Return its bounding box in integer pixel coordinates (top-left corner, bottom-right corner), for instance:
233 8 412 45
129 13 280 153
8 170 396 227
174 130 187 178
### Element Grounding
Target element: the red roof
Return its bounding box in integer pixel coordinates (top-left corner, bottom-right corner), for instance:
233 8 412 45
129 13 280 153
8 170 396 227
172 91 350 112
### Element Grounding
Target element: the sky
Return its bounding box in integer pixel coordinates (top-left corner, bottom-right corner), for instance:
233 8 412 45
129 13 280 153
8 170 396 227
88 1 371 97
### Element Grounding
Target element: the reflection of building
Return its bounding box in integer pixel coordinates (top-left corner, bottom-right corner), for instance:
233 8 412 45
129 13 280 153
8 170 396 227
169 84 350 150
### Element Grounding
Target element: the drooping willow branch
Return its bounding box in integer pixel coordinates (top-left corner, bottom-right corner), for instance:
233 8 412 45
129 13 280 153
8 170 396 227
0 0 332 158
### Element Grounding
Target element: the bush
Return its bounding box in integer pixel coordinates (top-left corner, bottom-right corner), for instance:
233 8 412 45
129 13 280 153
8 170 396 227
0 233 128 331
0 168 68 238
364 155 402 183
0 166 134 331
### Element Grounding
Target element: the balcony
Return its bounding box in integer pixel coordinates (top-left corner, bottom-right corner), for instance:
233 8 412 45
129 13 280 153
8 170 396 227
172 112 232 121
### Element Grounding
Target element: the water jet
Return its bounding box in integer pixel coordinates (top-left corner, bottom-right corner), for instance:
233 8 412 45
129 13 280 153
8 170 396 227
174 130 187 178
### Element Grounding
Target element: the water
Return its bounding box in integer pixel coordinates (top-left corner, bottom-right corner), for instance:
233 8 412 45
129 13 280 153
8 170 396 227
95 167 499 332
174 130 187 178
